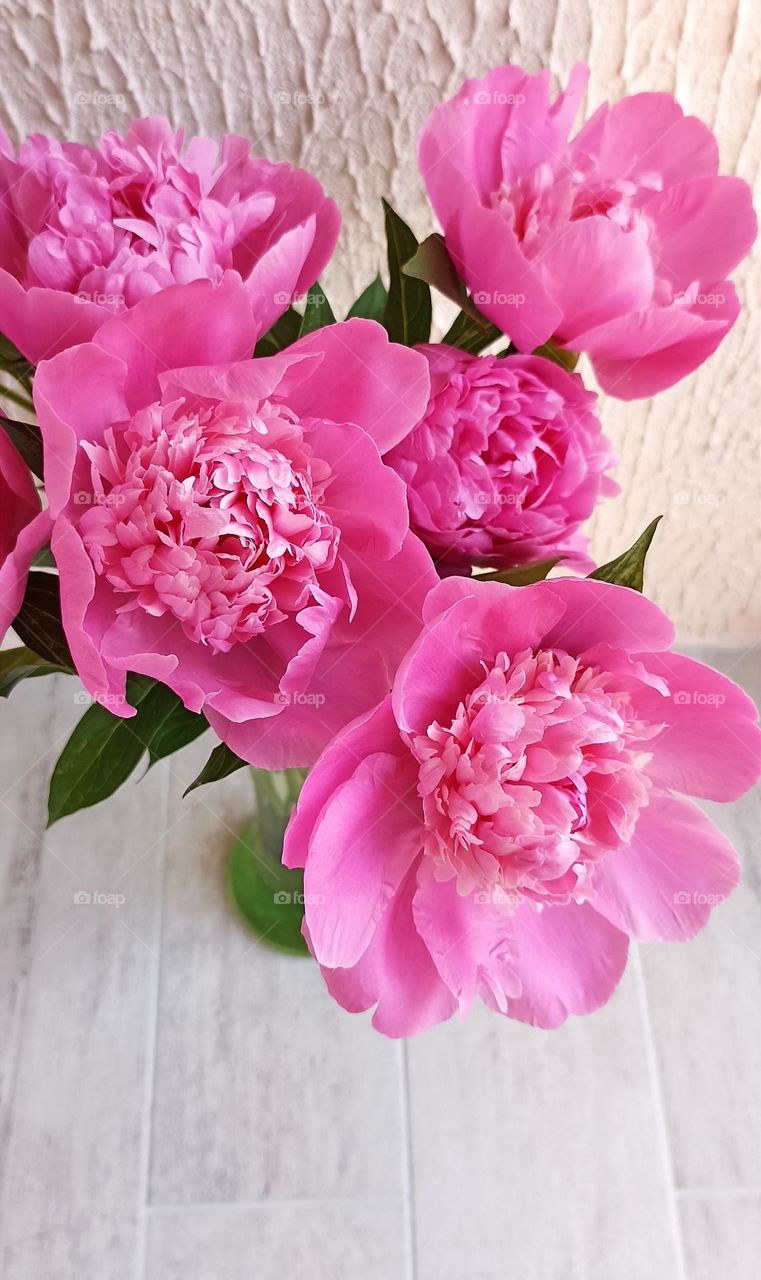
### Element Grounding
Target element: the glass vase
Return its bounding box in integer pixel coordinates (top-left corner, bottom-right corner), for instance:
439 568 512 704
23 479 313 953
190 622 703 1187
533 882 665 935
228 767 309 956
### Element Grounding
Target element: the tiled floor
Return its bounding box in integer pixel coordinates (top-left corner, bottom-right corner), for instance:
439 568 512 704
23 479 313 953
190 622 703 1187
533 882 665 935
0 646 759 1280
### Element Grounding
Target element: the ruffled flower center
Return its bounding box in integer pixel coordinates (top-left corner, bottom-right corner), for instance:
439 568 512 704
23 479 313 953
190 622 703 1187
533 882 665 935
78 398 339 654
411 647 659 906
386 353 613 570
491 160 661 260
13 129 279 307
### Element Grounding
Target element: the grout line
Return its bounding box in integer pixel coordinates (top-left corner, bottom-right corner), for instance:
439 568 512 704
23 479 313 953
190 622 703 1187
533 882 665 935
399 1042 418 1280
132 765 172 1280
147 1196 407 1213
632 946 689 1280
676 1187 761 1200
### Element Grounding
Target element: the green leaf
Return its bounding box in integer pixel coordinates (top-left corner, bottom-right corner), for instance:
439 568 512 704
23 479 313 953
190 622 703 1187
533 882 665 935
381 200 431 345
228 818 309 955
12 572 74 669
31 544 56 569
589 517 663 592
402 233 471 310
442 310 503 354
0 647 68 698
298 282 335 336
478 557 562 586
0 333 34 395
254 307 302 356
141 689 208 766
48 675 156 824
0 417 44 480
346 273 388 323
48 675 207 824
184 740 247 796
532 341 580 372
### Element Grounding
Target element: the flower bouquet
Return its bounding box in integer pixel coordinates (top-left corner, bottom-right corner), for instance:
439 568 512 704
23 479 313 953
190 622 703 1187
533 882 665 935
1 65 759 1036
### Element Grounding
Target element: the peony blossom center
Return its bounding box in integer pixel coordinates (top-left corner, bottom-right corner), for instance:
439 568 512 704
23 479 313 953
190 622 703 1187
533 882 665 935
491 160 660 260
78 398 339 653
411 647 659 906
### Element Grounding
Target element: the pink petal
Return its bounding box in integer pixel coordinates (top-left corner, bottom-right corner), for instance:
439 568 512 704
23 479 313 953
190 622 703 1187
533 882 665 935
446 201 561 351
283 695 402 869
304 751 423 969
539 216 653 345
591 791 741 942
635 651 761 801
646 175 757 289
317 864 457 1037
576 288 739 399
0 267 109 363
94 274 257 412
33 343 129 516
284 320 432 454
394 580 566 735
498 900 629 1028
0 508 50 640
412 862 522 1014
570 93 720 188
541 578 675 654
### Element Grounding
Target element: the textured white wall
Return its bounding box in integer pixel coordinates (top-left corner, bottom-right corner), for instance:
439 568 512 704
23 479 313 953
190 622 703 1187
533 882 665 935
0 0 758 642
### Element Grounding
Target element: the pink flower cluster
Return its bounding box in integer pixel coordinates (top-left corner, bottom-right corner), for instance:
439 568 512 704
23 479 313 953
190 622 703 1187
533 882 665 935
386 345 617 572
0 65 757 1039
0 116 339 361
285 577 761 1035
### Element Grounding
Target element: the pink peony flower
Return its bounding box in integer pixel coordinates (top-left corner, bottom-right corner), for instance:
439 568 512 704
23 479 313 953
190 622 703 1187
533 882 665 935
0 427 51 640
385 345 617 572
284 575 761 1036
419 65 757 399
0 118 339 362
33 273 436 767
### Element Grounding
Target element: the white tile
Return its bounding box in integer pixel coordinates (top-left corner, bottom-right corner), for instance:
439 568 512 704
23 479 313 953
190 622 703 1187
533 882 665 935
679 1192 761 1280
0 676 168 1280
145 1201 408 1280
149 752 407 1205
407 968 680 1280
